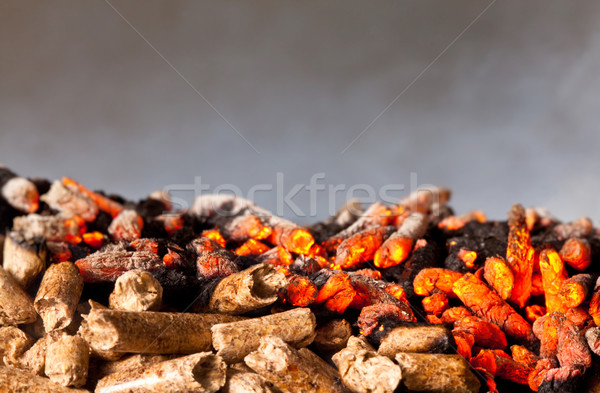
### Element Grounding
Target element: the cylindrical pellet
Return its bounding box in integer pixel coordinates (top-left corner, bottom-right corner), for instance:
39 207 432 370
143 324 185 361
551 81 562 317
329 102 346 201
80 308 243 354
3 231 46 288
212 308 316 363
95 352 226 393
207 263 286 314
333 336 402 393
313 318 352 353
0 326 33 365
0 266 37 325
0 365 89 392
394 352 480 393
108 269 163 312
45 334 89 387
377 325 454 358
34 261 84 332
244 336 345 393
222 367 280 393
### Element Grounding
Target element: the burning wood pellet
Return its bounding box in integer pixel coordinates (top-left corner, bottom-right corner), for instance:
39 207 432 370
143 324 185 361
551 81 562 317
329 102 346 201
399 186 451 214
0 265 37 325
75 243 163 283
470 349 532 385
539 248 570 314
374 212 428 269
0 167 39 213
61 177 124 218
235 239 270 257
45 334 89 387
12 213 82 243
3 230 47 288
108 269 163 312
483 256 514 300
559 238 592 271
413 268 463 298
453 315 507 350
506 204 534 309
323 202 392 251
34 261 84 332
394 352 480 393
332 336 402 393
421 292 449 315
558 273 593 309
590 276 600 326
79 307 243 354
280 274 318 307
211 307 316 363
188 237 240 279
441 306 472 324
453 273 536 344
41 180 98 222
108 209 144 242
244 335 345 393
206 263 286 314
336 225 395 269
377 325 454 357
95 352 227 393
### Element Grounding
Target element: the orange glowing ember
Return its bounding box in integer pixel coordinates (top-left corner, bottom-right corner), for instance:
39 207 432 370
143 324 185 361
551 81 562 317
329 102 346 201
315 273 356 313
458 249 478 269
539 248 569 314
441 307 472 325
505 204 534 309
373 236 413 269
274 228 315 255
438 216 467 231
525 305 546 323
234 215 272 241
201 229 226 248
483 256 514 301
413 268 463 297
283 275 318 307
337 226 392 269
62 177 124 218
422 292 449 315
82 231 104 249
559 238 591 271
156 214 184 235
385 283 408 303
235 239 270 257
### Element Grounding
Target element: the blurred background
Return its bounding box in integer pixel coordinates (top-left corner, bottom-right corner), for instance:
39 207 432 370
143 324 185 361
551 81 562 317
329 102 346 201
1 0 600 223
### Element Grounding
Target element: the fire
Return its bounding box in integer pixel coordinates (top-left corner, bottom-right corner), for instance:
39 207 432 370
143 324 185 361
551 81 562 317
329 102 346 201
62 177 124 218
438 216 467 231
201 229 227 248
235 239 270 257
83 231 105 249
373 236 413 269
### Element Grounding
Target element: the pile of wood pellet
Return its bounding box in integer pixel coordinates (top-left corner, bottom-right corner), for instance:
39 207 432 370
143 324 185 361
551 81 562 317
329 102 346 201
1 166 600 393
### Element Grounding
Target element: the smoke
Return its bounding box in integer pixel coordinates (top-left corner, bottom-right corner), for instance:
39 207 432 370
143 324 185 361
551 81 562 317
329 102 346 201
1 0 600 223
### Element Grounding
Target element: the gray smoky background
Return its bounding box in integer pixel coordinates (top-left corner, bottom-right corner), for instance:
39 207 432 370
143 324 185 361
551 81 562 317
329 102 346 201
2 1 600 224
